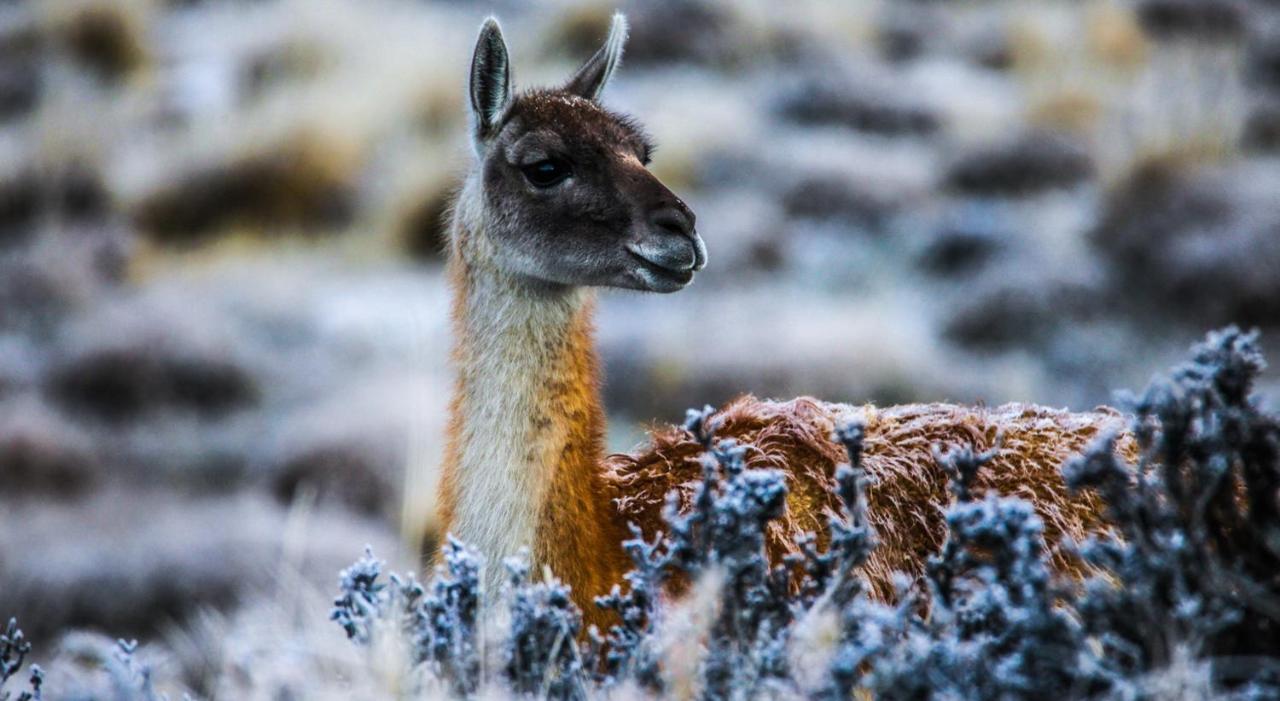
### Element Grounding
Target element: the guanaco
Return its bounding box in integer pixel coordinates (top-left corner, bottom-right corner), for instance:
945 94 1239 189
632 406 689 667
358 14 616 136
435 14 1132 631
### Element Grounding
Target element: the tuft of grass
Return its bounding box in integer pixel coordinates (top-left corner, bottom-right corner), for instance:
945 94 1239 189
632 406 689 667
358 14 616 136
50 0 149 83
131 134 359 247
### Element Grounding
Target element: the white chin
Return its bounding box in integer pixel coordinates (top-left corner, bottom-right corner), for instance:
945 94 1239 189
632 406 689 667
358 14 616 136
631 265 692 293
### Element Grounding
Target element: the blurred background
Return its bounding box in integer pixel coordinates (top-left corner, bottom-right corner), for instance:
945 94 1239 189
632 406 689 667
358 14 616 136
2 0 1280 685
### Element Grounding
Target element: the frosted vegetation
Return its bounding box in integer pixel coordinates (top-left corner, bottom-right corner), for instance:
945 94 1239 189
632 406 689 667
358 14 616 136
5 328 1278 699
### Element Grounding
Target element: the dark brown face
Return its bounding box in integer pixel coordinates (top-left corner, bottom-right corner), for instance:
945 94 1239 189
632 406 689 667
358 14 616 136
480 92 705 292
466 15 706 293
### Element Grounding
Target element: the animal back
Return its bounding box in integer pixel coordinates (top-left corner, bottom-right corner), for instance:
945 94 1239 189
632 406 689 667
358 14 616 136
604 396 1138 600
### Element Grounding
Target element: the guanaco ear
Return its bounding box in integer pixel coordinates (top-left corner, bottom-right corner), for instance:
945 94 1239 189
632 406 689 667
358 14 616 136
470 17 512 142
564 13 627 102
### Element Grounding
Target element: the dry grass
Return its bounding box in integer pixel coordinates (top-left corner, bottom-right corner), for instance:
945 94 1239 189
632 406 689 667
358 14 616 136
1004 0 1247 184
43 0 151 82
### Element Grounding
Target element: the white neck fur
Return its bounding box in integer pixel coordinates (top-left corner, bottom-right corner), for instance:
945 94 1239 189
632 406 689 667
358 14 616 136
446 183 594 595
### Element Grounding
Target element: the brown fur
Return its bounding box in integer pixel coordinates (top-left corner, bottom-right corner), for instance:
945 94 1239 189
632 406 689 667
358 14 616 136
526 299 632 631
606 397 1138 601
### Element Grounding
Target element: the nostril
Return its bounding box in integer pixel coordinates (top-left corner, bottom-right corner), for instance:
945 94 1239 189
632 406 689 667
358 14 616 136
650 206 694 237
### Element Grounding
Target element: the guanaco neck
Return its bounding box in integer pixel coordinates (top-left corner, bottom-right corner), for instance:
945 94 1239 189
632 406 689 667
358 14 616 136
438 191 629 620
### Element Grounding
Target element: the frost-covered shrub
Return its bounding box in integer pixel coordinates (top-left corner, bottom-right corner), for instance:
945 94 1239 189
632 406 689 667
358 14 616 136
0 618 166 701
667 408 795 698
868 485 1097 700
1064 327 1280 694
1 619 42 701
332 540 482 696
106 639 161 701
591 525 670 691
503 555 585 700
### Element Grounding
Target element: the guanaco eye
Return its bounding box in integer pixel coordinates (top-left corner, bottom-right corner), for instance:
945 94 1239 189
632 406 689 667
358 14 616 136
521 158 572 188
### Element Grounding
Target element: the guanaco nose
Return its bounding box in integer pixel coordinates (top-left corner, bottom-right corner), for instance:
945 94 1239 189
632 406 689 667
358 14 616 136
648 203 706 271
651 203 695 237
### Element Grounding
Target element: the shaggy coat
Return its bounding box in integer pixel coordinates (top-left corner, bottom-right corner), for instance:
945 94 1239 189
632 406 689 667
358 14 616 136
607 397 1138 602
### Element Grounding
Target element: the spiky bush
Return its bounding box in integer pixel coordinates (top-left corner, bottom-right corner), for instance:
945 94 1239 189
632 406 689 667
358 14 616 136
1 618 164 701
1063 327 1280 695
1 619 42 701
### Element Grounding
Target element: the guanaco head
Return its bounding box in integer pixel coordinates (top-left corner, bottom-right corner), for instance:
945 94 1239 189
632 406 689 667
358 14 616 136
460 14 706 293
